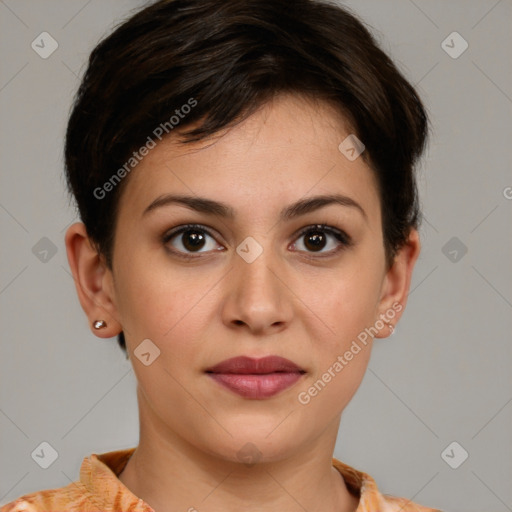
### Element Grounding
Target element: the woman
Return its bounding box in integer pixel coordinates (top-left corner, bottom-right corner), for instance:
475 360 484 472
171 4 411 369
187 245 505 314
1 0 440 510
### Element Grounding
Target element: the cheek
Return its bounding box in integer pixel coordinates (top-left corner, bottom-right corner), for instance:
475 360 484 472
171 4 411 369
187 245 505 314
291 256 383 412
301 257 383 342
114 254 221 369
118 269 206 337
295 283 376 421
117 268 211 407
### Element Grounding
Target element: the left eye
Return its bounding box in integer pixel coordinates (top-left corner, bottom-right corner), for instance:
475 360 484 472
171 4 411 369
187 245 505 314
291 224 351 255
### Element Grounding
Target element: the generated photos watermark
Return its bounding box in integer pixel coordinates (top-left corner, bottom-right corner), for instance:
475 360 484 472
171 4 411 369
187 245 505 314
297 301 402 405
93 97 198 200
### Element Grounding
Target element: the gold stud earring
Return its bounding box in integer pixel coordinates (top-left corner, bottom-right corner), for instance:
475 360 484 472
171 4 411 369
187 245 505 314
93 320 107 330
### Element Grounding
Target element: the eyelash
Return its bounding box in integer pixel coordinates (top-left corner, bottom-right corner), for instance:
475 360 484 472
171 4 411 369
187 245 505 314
161 223 353 260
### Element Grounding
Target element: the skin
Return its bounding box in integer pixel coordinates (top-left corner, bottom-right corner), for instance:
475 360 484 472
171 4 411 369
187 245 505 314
65 93 420 512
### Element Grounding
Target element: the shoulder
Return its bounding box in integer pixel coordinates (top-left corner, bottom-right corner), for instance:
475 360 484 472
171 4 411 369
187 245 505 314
332 457 441 512
379 493 442 511
0 482 91 512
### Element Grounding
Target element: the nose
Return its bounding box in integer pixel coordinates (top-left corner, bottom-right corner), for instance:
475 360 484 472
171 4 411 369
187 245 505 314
221 245 293 336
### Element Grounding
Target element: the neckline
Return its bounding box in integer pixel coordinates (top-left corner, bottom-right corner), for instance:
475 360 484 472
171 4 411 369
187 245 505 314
85 448 374 510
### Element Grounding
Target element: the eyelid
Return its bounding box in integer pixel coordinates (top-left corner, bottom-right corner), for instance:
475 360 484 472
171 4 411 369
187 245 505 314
162 223 218 242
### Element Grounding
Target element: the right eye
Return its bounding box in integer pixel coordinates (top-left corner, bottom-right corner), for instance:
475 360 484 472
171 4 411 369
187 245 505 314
162 223 224 259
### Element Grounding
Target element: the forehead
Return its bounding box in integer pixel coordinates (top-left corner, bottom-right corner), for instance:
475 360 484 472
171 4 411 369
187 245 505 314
117 93 381 224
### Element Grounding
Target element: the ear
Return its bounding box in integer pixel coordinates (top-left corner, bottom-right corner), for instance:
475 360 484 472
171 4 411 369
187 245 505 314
64 222 122 338
374 228 421 339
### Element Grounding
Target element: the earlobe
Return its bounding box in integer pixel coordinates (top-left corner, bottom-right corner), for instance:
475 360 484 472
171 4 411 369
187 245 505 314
374 229 421 339
64 222 123 338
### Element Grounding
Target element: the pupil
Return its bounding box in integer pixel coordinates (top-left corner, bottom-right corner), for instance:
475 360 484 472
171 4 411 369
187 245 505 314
305 231 326 251
183 230 205 251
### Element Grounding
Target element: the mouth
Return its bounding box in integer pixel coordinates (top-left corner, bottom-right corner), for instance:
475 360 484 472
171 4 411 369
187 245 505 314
205 355 306 399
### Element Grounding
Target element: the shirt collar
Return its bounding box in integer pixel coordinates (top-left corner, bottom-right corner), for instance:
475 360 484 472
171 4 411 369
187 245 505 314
80 447 383 511
80 447 150 512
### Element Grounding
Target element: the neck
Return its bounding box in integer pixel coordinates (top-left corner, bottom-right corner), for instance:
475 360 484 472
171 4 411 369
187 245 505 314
118 388 359 512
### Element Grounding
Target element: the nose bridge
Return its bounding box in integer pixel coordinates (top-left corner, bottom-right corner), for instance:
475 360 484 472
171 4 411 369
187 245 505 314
235 235 280 300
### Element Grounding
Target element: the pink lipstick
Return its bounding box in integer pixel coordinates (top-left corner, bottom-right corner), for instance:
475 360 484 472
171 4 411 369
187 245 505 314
205 355 306 399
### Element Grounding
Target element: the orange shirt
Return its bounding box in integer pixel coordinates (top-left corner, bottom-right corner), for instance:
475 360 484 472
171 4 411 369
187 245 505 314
1 447 441 511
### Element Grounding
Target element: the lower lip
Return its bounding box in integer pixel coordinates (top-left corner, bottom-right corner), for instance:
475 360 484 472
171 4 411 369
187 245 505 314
207 372 304 399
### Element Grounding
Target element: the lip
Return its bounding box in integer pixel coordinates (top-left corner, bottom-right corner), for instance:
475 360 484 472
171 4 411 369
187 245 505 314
205 356 306 399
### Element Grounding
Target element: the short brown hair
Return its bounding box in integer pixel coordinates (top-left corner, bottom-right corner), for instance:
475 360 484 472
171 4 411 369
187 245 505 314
64 0 430 356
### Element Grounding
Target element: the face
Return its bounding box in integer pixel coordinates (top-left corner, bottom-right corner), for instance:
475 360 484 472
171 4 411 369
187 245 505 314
102 93 402 463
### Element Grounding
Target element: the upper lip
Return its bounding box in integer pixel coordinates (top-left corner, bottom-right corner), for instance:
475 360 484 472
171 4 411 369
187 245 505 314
205 356 305 374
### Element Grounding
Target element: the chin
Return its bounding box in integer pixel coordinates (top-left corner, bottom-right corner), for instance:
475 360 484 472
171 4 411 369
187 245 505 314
198 427 303 466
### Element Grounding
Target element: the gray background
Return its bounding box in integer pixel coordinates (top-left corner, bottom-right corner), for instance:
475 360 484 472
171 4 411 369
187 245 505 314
0 1 511 511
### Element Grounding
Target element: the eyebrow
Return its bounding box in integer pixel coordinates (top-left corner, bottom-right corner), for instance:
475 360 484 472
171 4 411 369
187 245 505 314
142 193 367 222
